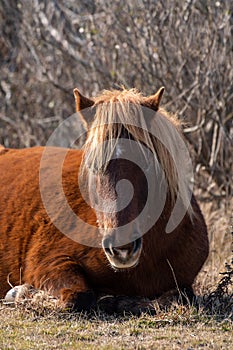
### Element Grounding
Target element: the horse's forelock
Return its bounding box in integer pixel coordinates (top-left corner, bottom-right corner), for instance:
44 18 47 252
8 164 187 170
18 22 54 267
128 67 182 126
82 94 154 175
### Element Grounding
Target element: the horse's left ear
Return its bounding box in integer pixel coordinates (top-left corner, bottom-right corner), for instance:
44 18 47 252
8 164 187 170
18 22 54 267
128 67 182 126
73 88 94 112
145 87 165 110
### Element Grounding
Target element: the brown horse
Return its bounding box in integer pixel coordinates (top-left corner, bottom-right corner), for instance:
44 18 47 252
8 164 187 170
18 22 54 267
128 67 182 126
0 87 209 312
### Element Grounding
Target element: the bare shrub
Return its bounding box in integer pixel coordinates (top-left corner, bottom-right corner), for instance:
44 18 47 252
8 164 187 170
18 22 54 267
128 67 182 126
0 0 232 200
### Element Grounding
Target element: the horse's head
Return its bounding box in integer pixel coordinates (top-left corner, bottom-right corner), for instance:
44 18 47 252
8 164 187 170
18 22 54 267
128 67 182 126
75 87 167 269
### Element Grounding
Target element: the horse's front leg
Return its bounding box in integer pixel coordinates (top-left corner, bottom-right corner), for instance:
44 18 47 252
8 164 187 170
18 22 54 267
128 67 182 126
24 256 96 312
59 286 96 311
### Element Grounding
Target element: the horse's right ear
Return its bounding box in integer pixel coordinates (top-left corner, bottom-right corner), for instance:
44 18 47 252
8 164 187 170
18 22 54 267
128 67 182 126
73 88 94 112
73 88 95 128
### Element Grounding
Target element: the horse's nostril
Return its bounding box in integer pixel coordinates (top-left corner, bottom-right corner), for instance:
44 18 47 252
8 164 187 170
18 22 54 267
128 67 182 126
105 246 114 257
102 237 114 256
102 237 111 249
133 238 142 253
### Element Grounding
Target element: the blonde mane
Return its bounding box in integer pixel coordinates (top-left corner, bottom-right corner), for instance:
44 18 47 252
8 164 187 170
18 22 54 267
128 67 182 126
81 88 192 215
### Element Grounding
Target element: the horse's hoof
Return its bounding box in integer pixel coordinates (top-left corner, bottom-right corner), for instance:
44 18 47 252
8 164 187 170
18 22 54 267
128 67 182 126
60 289 96 312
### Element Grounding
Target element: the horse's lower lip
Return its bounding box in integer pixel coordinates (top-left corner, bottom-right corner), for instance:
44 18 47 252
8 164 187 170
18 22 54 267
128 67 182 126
111 259 139 270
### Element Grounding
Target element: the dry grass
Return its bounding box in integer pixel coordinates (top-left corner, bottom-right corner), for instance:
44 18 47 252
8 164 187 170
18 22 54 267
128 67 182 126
0 195 232 349
0 301 232 349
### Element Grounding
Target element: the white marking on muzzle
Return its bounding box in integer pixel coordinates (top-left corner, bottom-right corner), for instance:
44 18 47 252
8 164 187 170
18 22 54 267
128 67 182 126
115 249 128 259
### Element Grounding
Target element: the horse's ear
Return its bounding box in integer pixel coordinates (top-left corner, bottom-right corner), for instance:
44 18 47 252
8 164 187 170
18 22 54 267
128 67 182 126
73 88 95 128
145 87 165 110
73 88 94 111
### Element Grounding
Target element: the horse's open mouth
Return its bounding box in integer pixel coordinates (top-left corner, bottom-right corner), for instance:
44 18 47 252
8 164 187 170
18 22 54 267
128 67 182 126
103 237 142 270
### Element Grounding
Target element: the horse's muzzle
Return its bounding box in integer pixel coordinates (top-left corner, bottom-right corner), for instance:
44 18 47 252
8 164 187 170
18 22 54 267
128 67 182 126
102 236 142 269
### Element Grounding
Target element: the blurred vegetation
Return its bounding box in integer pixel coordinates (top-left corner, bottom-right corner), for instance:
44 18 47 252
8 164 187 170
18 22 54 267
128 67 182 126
0 0 232 203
